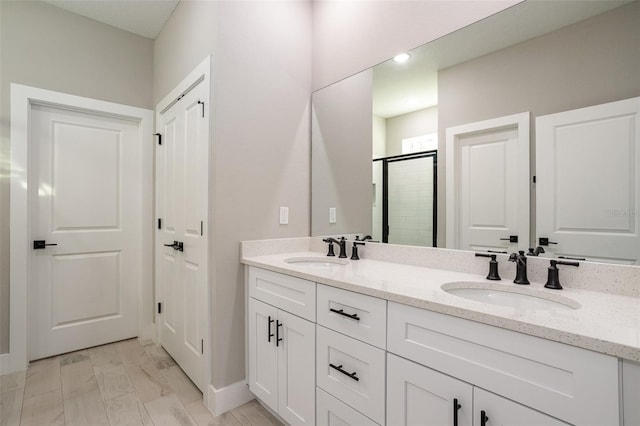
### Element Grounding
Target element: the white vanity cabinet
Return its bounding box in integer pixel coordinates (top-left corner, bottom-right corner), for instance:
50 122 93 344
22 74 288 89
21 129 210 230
245 264 632 426
247 268 316 425
387 302 619 426
387 354 568 426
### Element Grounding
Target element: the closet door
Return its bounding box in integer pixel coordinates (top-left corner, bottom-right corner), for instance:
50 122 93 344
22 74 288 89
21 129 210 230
536 97 640 263
156 79 209 391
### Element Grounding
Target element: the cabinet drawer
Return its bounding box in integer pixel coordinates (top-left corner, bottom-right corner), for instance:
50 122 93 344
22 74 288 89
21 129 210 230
387 302 619 426
316 326 385 425
248 267 315 321
316 387 380 426
317 284 387 349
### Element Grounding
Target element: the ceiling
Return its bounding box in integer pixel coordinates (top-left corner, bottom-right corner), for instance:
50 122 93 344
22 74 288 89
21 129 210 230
372 0 633 118
41 0 180 39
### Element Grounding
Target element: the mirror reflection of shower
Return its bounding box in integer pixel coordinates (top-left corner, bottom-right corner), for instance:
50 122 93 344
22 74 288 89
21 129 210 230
372 54 439 247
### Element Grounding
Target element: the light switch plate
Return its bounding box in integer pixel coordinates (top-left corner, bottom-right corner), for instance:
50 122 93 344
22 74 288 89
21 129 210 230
329 207 336 224
279 207 289 225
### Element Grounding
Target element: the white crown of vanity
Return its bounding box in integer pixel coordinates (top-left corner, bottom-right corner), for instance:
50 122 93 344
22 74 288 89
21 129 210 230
241 237 640 426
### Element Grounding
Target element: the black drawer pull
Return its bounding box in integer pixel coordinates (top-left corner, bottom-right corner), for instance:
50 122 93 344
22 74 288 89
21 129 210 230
329 363 359 381
329 308 360 321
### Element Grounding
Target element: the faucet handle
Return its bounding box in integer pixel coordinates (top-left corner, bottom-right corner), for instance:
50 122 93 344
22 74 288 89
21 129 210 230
475 253 501 281
322 238 336 257
544 260 579 290
527 246 546 256
351 241 365 260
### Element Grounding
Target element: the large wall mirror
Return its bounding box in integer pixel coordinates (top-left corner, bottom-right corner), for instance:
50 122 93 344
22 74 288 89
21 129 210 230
311 0 640 264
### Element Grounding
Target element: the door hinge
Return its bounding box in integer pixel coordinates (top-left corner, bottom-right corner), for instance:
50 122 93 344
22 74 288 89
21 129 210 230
200 221 203 236
158 218 162 230
154 133 162 145
157 302 162 314
197 100 205 118
201 339 204 355
533 175 536 183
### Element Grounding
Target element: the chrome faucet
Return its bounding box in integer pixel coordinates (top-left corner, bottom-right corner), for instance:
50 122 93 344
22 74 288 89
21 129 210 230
508 250 530 285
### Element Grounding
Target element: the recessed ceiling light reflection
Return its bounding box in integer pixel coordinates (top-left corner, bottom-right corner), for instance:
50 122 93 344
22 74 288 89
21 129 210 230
393 53 411 63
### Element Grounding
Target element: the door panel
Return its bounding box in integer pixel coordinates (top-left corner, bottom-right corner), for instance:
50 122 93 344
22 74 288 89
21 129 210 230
459 128 518 251
51 252 120 326
387 354 472 426
474 388 569 426
446 113 529 252
278 310 315 426
156 79 208 391
248 298 278 409
29 104 140 360
536 97 640 263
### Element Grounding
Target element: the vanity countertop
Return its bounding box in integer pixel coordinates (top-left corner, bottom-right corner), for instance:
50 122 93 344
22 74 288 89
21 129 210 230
242 251 640 362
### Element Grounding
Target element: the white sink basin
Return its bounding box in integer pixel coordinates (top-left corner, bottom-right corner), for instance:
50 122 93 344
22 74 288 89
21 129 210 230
442 282 580 311
284 256 348 268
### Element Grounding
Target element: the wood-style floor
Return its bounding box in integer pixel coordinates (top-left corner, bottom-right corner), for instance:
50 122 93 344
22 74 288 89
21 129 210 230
0 339 283 426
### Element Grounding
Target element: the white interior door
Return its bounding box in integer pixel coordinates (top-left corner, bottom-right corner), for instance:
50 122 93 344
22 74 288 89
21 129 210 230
29 104 142 360
156 78 209 391
446 113 530 252
536 97 640 263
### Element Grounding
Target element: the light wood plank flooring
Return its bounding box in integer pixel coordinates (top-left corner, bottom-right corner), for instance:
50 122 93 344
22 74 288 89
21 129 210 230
0 339 283 426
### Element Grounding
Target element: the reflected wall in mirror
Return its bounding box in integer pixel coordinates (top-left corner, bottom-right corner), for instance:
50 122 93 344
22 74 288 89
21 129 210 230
311 0 640 264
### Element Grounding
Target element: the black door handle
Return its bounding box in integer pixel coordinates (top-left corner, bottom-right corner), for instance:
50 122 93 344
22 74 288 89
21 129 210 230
453 398 461 426
538 237 558 246
481 410 489 426
163 241 184 252
276 320 283 347
33 240 57 250
267 316 274 343
499 235 518 243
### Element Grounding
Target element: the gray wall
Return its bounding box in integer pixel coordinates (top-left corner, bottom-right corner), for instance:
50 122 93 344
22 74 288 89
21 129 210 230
154 0 312 389
312 70 373 237
311 0 519 91
0 0 154 354
437 1 640 246
386 106 438 157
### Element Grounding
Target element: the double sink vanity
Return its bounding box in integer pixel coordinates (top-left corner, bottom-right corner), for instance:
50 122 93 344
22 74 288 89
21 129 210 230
242 237 640 426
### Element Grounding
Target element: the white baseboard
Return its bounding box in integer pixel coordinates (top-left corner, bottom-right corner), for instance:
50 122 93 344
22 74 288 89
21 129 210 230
206 380 255 416
0 353 11 375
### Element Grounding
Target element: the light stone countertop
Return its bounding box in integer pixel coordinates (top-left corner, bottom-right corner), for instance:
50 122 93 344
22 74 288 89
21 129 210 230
242 251 640 362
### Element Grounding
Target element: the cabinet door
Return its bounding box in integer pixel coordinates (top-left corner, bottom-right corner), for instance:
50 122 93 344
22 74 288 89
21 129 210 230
278 310 316 426
317 387 380 426
474 388 570 426
248 298 278 410
387 354 472 426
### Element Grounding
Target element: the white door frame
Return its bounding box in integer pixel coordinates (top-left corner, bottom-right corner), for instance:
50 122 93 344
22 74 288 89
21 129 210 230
154 56 212 395
445 112 530 251
8 84 154 374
